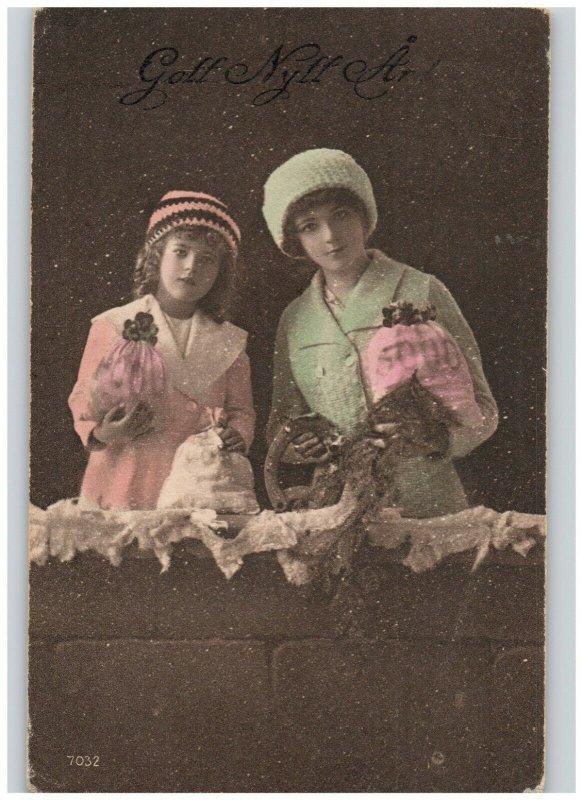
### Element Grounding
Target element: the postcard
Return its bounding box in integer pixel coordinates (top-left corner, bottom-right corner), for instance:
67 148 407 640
28 7 547 792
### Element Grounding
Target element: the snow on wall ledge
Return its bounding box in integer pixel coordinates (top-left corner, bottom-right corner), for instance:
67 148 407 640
29 499 545 580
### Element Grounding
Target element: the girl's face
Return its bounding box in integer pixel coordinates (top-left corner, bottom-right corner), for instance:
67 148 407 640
294 202 367 274
157 232 221 304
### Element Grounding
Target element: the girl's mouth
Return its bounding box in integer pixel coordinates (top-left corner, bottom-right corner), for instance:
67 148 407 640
179 277 196 286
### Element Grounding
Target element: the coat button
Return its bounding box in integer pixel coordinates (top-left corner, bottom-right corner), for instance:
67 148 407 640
344 354 356 366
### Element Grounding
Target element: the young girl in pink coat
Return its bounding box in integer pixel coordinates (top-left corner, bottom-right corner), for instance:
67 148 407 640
69 191 256 510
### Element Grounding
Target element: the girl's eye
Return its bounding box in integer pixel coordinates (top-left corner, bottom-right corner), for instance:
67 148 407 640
174 249 188 257
333 208 350 219
298 222 317 233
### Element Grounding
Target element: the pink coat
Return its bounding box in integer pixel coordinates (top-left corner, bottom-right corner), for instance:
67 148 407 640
68 295 256 510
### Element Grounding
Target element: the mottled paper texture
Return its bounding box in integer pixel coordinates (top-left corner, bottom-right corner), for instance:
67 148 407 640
29 8 547 792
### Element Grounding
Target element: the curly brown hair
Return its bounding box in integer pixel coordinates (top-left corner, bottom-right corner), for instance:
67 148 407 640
133 226 235 322
282 187 371 259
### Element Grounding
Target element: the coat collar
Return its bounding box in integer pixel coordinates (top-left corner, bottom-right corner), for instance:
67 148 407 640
339 250 407 332
296 250 407 346
93 295 247 401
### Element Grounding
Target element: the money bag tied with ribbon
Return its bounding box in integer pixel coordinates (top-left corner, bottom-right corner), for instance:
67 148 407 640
92 312 167 419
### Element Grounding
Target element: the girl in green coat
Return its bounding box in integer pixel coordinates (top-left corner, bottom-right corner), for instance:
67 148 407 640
262 148 498 518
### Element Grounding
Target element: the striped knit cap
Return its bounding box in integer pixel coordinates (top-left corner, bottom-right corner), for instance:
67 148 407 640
146 191 241 255
262 149 378 255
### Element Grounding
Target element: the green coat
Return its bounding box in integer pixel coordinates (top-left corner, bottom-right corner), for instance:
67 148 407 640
270 250 499 518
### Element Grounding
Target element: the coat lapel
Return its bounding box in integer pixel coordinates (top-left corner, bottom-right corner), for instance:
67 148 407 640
338 250 407 333
93 295 247 402
178 310 247 401
292 251 408 346
292 274 352 347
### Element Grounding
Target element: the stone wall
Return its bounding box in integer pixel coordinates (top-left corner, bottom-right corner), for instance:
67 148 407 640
28 541 544 792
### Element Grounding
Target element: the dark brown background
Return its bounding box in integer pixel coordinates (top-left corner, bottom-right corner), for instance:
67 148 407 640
30 7 548 513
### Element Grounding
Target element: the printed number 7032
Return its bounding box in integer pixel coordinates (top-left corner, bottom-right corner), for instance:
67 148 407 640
67 755 100 767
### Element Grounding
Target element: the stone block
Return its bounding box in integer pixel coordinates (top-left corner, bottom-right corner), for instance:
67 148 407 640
28 639 271 792
387 558 543 642
29 534 544 645
471 563 544 642
28 641 74 792
29 549 340 643
29 554 161 639
152 552 338 640
397 641 493 792
486 645 544 791
271 639 404 791
352 557 480 641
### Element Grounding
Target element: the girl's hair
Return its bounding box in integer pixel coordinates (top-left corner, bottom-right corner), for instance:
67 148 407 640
282 187 371 259
133 226 235 322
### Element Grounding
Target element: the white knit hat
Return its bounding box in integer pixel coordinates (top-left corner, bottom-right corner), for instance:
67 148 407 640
262 148 378 255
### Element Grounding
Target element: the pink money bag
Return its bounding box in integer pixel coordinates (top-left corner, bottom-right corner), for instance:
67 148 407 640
92 312 167 419
364 302 484 428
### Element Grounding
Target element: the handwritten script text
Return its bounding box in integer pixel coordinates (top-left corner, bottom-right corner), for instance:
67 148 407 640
119 37 439 109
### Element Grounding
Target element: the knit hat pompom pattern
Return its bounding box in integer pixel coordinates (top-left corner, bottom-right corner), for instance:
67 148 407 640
146 190 241 255
262 149 378 255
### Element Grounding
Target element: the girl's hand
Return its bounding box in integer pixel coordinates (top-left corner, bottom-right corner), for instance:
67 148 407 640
93 402 154 445
291 432 329 463
218 426 246 453
370 420 449 458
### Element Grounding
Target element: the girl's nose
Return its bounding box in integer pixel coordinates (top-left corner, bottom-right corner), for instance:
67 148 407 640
182 255 197 275
322 223 336 242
